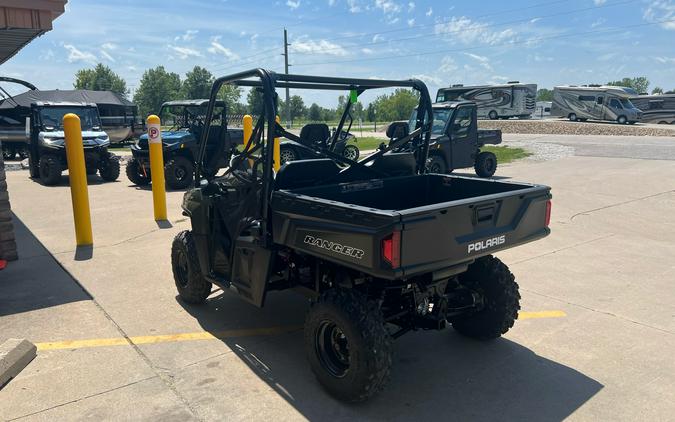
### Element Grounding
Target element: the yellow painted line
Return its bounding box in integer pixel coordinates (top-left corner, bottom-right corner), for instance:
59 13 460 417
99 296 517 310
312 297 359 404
519 310 567 320
36 325 303 351
35 310 566 352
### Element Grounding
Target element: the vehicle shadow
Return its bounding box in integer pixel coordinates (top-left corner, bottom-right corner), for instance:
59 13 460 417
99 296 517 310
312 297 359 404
179 289 602 421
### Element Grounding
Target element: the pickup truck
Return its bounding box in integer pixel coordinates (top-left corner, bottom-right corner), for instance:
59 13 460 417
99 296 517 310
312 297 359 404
172 69 552 403
403 101 503 177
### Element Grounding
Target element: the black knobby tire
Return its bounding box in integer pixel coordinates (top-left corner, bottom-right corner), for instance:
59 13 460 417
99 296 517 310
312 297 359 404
488 110 498 120
165 156 194 190
452 255 520 340
126 157 151 185
99 153 120 182
2 146 16 160
304 288 393 402
39 154 62 185
279 146 297 165
171 230 212 304
428 154 447 173
474 151 497 178
28 151 39 178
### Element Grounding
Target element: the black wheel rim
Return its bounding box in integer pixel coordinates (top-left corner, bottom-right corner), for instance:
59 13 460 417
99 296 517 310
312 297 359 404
175 250 189 288
280 149 294 164
315 320 350 378
343 146 358 161
175 166 187 181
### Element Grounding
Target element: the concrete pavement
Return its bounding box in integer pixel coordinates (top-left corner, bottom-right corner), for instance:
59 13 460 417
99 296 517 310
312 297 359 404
1 134 675 420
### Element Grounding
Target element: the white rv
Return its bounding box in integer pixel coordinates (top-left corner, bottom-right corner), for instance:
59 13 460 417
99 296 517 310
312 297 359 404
551 85 642 124
435 82 537 120
629 94 675 124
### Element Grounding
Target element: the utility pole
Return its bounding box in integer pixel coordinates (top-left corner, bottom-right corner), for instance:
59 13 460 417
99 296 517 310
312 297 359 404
283 28 291 127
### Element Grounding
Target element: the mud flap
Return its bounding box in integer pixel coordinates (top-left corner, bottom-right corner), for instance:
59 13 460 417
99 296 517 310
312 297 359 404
231 235 272 307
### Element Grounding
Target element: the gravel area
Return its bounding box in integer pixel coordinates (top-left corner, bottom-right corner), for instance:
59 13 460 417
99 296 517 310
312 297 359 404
478 119 675 137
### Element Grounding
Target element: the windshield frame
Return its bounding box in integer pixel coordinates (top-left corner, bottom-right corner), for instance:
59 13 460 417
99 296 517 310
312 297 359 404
409 107 454 137
37 105 102 131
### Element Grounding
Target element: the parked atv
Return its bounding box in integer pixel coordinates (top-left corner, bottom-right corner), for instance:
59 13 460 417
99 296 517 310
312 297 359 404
127 99 243 189
25 102 119 185
397 101 502 177
172 69 552 402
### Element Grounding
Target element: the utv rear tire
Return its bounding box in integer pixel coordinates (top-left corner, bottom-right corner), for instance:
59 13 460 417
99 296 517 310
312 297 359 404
39 154 62 186
305 289 393 402
165 156 194 190
428 154 447 173
474 151 497 178
126 157 151 186
3 146 15 160
342 144 360 161
99 153 120 182
488 110 498 120
452 255 520 340
28 151 39 178
171 230 212 304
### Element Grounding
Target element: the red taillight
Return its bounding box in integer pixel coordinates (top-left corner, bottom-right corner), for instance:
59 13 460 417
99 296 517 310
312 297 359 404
382 231 401 268
545 200 552 227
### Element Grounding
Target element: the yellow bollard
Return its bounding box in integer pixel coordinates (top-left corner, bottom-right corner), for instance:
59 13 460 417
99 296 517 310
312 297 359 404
63 113 93 246
146 115 167 221
273 115 281 172
243 114 253 168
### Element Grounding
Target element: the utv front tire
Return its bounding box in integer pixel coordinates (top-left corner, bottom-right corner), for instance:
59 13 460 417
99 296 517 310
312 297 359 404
474 151 497 177
428 154 447 173
452 255 520 340
99 153 120 182
305 289 393 402
165 156 194 190
171 230 212 304
126 157 151 186
39 154 62 185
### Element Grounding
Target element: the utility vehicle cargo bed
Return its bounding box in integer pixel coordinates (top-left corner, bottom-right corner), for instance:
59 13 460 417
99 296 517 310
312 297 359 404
272 174 551 279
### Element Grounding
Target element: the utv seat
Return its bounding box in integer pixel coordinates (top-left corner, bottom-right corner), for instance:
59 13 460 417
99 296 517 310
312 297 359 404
386 121 410 141
299 123 331 147
367 152 416 177
275 158 341 190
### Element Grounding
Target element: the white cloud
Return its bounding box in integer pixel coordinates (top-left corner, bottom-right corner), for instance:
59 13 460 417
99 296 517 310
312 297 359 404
286 0 301 9
655 56 675 63
101 42 117 50
413 74 442 85
426 7 433 16
372 34 385 42
644 0 675 30
388 17 400 24
408 2 415 12
591 18 606 28
64 44 97 64
439 56 458 73
100 50 115 62
594 0 607 5
435 16 517 46
407 18 415 27
361 48 374 54
291 37 348 56
174 29 198 42
39 49 55 61
375 0 401 14
169 44 203 59
329 0 336 5
207 36 239 60
463 52 493 71
347 0 361 12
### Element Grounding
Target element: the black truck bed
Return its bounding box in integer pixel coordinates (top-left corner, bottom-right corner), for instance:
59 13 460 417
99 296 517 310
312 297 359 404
272 174 550 279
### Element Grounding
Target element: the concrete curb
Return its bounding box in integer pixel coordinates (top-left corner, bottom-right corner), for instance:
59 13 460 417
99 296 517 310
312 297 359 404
0 338 37 388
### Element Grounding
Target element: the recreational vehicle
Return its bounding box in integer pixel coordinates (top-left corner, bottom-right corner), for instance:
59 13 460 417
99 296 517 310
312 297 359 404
629 94 675 124
435 82 537 120
551 85 642 124
535 101 552 118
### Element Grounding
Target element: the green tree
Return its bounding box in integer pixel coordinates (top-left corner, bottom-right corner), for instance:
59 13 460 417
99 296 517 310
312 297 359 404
308 103 321 121
181 66 213 99
366 103 376 122
289 95 306 121
536 88 553 101
74 63 128 97
246 89 264 116
652 86 664 94
133 66 181 117
371 89 419 121
606 77 650 94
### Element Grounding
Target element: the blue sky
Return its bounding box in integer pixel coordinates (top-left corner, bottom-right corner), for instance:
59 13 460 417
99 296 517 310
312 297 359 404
2 0 675 106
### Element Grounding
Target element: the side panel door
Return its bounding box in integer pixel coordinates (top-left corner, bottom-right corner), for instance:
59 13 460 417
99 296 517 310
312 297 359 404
448 106 478 169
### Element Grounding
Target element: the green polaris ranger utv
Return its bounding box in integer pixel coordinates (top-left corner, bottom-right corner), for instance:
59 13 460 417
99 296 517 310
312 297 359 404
172 69 552 402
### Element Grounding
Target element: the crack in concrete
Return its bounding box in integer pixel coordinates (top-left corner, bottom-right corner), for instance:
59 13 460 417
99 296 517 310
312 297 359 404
8 375 158 421
570 190 675 221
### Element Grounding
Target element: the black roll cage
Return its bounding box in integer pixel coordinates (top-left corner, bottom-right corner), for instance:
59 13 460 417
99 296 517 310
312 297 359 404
196 68 434 243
